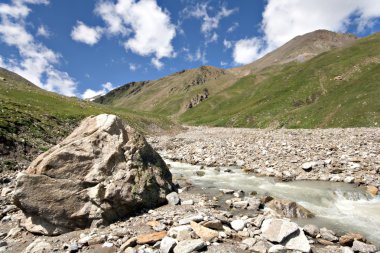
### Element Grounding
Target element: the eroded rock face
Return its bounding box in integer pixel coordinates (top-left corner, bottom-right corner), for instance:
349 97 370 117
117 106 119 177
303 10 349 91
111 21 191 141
13 114 174 235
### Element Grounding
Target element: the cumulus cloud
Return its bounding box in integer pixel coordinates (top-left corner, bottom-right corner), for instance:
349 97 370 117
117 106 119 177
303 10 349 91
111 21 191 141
82 81 114 100
71 21 102 45
73 0 176 69
233 38 267 65
183 3 237 43
0 0 77 96
232 0 380 65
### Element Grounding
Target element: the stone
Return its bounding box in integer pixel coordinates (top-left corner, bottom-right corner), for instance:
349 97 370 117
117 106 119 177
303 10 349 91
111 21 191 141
344 176 355 183
303 224 319 238
341 246 354 253
317 238 335 246
233 201 249 209
320 228 338 242
181 200 194 205
283 229 311 253
220 189 234 194
269 245 286 253
302 162 317 171
253 240 273 253
241 238 257 247
352 241 377 253
253 215 265 228
367 185 378 197
266 199 314 218
190 221 219 241
246 197 261 210
261 219 299 243
160 237 177 253
146 220 161 227
136 231 167 245
173 239 206 253
339 233 365 246
179 214 203 225
168 225 192 238
120 237 137 251
166 192 180 205
313 246 340 253
14 114 174 235
22 239 52 253
202 220 223 231
230 220 245 231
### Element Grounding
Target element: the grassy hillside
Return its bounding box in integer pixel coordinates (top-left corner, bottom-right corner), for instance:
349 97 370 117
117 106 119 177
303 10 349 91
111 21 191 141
180 32 380 128
95 66 238 117
0 68 176 171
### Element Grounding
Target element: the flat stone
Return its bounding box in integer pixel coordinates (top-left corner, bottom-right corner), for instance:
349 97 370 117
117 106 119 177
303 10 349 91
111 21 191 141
230 220 245 231
119 237 137 251
302 161 317 171
160 237 177 253
168 225 192 238
181 200 194 205
190 221 218 241
352 241 377 253
269 245 286 253
179 214 203 225
233 201 249 209
202 220 223 231
241 238 257 247
220 189 234 194
136 231 167 245
22 239 52 253
173 239 206 253
261 219 299 243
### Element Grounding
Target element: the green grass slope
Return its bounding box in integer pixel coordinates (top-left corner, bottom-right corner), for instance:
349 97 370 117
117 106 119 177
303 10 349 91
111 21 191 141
0 68 175 171
180 32 380 128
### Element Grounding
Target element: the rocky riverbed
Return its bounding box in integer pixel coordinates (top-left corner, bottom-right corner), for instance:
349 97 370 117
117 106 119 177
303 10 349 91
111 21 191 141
0 124 379 252
149 127 380 190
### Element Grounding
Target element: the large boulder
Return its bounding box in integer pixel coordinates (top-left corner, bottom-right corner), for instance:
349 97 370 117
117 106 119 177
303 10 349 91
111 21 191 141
13 114 174 235
266 199 314 218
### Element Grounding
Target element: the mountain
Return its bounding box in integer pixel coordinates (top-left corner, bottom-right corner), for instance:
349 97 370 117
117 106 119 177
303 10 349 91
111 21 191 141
180 32 380 128
233 29 357 76
95 30 358 118
0 67 175 171
95 65 238 116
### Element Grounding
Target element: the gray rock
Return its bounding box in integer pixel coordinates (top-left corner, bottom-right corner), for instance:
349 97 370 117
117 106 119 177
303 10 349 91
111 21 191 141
320 227 338 242
233 201 249 209
241 238 256 247
14 114 174 235
303 224 319 237
283 229 310 253
341 247 354 253
168 225 192 238
269 245 286 253
179 214 203 225
173 239 206 253
261 219 298 243
302 162 317 171
22 239 52 253
246 197 261 210
166 192 180 205
181 200 194 205
266 199 314 218
253 240 273 253
220 189 234 194
230 219 245 231
352 241 377 253
160 237 177 253
253 215 265 228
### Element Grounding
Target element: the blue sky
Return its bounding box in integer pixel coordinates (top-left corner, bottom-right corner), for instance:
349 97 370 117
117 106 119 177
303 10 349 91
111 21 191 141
0 0 379 98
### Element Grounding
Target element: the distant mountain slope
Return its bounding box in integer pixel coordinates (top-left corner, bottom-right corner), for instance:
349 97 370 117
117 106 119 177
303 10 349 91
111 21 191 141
180 32 380 128
0 68 175 171
233 29 357 76
95 30 358 118
95 66 238 116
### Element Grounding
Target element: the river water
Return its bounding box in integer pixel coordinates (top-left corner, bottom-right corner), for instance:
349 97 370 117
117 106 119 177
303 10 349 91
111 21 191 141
166 160 380 246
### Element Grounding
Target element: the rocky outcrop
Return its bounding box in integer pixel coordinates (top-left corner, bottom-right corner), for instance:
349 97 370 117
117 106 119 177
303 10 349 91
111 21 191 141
187 88 209 109
13 114 174 235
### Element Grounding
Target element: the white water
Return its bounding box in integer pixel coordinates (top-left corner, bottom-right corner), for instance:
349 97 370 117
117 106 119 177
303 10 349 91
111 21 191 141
167 160 380 246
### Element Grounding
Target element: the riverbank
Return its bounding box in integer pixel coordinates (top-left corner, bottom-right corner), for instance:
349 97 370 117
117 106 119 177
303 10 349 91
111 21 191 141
149 127 380 190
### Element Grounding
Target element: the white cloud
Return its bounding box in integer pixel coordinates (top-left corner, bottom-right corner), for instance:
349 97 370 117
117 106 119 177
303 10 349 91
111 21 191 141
227 22 239 33
223 39 232 49
183 3 237 43
90 0 176 69
233 38 267 65
82 81 114 100
37 25 50 38
186 48 207 64
129 63 139 71
0 0 77 96
232 0 380 65
71 21 102 45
